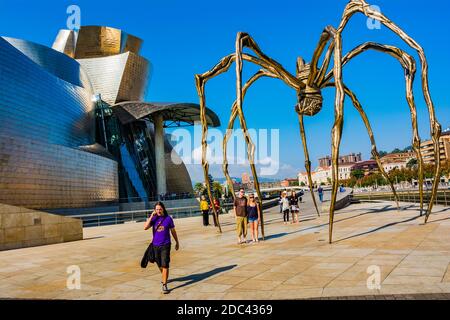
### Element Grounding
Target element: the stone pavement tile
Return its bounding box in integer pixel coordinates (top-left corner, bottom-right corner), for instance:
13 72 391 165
388 267 446 277
176 291 226 300
319 256 360 264
252 271 296 282
252 257 286 266
204 275 247 286
409 250 450 256
301 266 348 278
107 284 140 293
382 275 443 285
223 290 273 300
184 283 233 293
121 278 161 289
1 272 44 284
85 278 124 288
111 273 141 282
325 279 368 288
302 249 336 257
235 263 273 273
267 261 314 274
322 286 380 297
331 248 375 258
437 283 450 292
233 279 283 291
442 266 450 282
270 287 323 300
283 275 335 288
378 284 444 295
226 269 265 278
93 270 126 278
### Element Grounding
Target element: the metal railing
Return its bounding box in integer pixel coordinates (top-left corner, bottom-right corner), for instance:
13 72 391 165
353 189 450 207
70 205 230 228
68 195 285 228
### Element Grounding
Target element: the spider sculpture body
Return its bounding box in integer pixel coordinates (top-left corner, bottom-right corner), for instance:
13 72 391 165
195 0 442 243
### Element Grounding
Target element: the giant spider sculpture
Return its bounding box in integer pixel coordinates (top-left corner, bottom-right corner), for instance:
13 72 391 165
195 0 442 243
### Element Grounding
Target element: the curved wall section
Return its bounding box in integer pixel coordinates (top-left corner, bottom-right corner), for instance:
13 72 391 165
0 37 95 148
0 135 118 209
74 26 142 58
3 37 91 89
78 52 149 105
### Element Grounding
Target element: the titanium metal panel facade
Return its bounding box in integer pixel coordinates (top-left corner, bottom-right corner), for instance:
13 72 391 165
0 135 118 209
0 37 94 147
77 52 149 105
0 37 118 209
74 26 142 59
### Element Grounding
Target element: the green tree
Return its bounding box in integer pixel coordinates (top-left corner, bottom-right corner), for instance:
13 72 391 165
406 158 418 169
403 145 413 152
212 181 223 198
300 182 306 187
351 169 365 180
194 182 204 195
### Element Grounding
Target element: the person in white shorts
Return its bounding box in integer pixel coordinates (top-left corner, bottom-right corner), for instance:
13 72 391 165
289 190 299 224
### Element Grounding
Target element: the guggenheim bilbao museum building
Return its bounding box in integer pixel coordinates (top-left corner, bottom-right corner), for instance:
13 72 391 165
0 26 219 211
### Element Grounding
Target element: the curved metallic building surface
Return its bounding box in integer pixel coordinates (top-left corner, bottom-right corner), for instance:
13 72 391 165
0 135 118 209
0 37 94 147
74 26 142 58
4 37 91 89
78 52 149 105
0 36 118 209
0 25 213 208
112 101 221 127
164 137 194 194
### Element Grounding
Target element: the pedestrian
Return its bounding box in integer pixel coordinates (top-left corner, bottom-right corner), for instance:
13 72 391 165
200 195 210 226
318 185 324 203
279 191 283 213
210 198 220 227
247 193 261 243
143 201 180 294
281 191 290 224
289 190 299 223
233 188 248 244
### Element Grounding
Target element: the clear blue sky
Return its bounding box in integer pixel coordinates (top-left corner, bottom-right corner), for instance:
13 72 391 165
1 0 449 182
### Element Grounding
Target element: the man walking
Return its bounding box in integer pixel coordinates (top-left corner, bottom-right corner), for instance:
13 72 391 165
233 188 248 244
318 185 324 203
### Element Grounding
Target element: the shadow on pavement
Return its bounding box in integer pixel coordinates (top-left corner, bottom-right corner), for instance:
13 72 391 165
169 265 237 290
335 215 422 243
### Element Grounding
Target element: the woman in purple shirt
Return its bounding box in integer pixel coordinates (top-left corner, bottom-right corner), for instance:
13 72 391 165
144 201 180 294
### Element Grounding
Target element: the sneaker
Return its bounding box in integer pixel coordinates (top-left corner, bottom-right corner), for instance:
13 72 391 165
162 283 170 294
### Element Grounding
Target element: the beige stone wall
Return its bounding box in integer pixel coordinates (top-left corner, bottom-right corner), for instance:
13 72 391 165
0 204 82 251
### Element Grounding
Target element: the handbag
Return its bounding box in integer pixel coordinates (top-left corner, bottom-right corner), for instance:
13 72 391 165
140 216 166 268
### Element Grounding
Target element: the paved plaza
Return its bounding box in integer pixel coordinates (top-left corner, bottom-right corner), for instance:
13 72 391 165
0 198 449 300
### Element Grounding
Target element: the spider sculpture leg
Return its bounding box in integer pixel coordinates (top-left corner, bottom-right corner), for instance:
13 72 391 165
343 42 424 215
338 0 442 223
195 54 235 233
308 26 337 87
322 42 427 214
196 47 299 233
297 114 321 217
222 69 278 240
324 82 400 210
327 30 346 244
343 43 425 214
